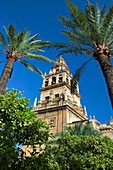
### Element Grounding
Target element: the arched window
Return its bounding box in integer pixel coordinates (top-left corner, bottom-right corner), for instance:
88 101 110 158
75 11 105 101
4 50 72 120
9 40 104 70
45 80 48 86
51 77 56 85
56 69 59 73
45 78 49 87
70 79 72 86
59 76 63 83
45 96 50 102
55 94 59 98
66 76 69 84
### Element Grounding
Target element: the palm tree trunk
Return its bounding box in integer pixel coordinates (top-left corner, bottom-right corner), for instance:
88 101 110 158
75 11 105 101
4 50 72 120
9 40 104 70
0 58 15 94
98 55 113 109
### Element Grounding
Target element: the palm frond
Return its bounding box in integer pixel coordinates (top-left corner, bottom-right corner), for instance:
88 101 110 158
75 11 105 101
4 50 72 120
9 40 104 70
63 30 95 48
0 32 10 51
18 40 49 54
57 47 83 57
110 50 113 57
48 42 73 50
57 1 113 57
0 50 7 54
71 58 93 94
18 33 39 51
19 59 44 77
27 34 39 43
24 41 50 53
101 5 113 43
50 42 93 57
81 48 93 55
58 16 76 29
29 40 50 48
86 2 105 41
49 42 83 56
110 42 113 52
103 23 113 46
15 31 31 52
24 53 54 63
56 49 77 57
16 29 30 50
7 24 18 50
66 0 86 28
107 40 113 48
100 5 106 16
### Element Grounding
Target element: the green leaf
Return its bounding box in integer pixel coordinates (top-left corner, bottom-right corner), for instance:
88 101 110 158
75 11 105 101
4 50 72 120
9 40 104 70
85 2 106 41
27 33 39 43
0 32 10 51
66 0 86 28
19 59 44 77
101 5 113 44
24 53 54 63
0 89 49 169
63 30 95 48
7 24 18 50
58 16 76 29
49 42 83 56
15 29 30 50
71 58 93 94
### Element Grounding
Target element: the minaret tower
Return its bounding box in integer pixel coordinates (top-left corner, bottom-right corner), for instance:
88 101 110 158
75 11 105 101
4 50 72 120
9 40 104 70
34 57 88 134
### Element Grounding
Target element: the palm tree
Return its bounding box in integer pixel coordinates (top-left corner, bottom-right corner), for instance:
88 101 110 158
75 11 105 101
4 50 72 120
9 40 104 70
66 122 100 137
52 0 113 108
48 122 100 147
0 24 53 94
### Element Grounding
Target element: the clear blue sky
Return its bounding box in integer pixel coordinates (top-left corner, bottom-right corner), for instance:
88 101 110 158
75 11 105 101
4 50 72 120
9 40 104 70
0 0 113 123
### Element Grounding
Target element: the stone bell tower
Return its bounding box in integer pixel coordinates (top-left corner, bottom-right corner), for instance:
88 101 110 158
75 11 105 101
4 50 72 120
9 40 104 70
33 56 88 134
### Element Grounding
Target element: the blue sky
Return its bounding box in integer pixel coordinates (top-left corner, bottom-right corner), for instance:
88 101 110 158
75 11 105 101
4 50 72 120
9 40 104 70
0 0 113 123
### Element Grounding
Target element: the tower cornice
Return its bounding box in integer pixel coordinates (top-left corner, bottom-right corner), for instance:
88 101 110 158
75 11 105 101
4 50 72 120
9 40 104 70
40 82 70 91
35 104 87 121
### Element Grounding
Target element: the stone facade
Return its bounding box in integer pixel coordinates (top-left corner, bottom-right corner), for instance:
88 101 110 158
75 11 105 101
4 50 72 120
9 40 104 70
89 116 113 140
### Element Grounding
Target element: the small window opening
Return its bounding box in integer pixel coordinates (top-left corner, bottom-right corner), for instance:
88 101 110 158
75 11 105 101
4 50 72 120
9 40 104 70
59 77 63 83
66 76 69 84
55 94 59 98
45 81 48 86
56 69 59 73
51 77 56 85
45 96 50 102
